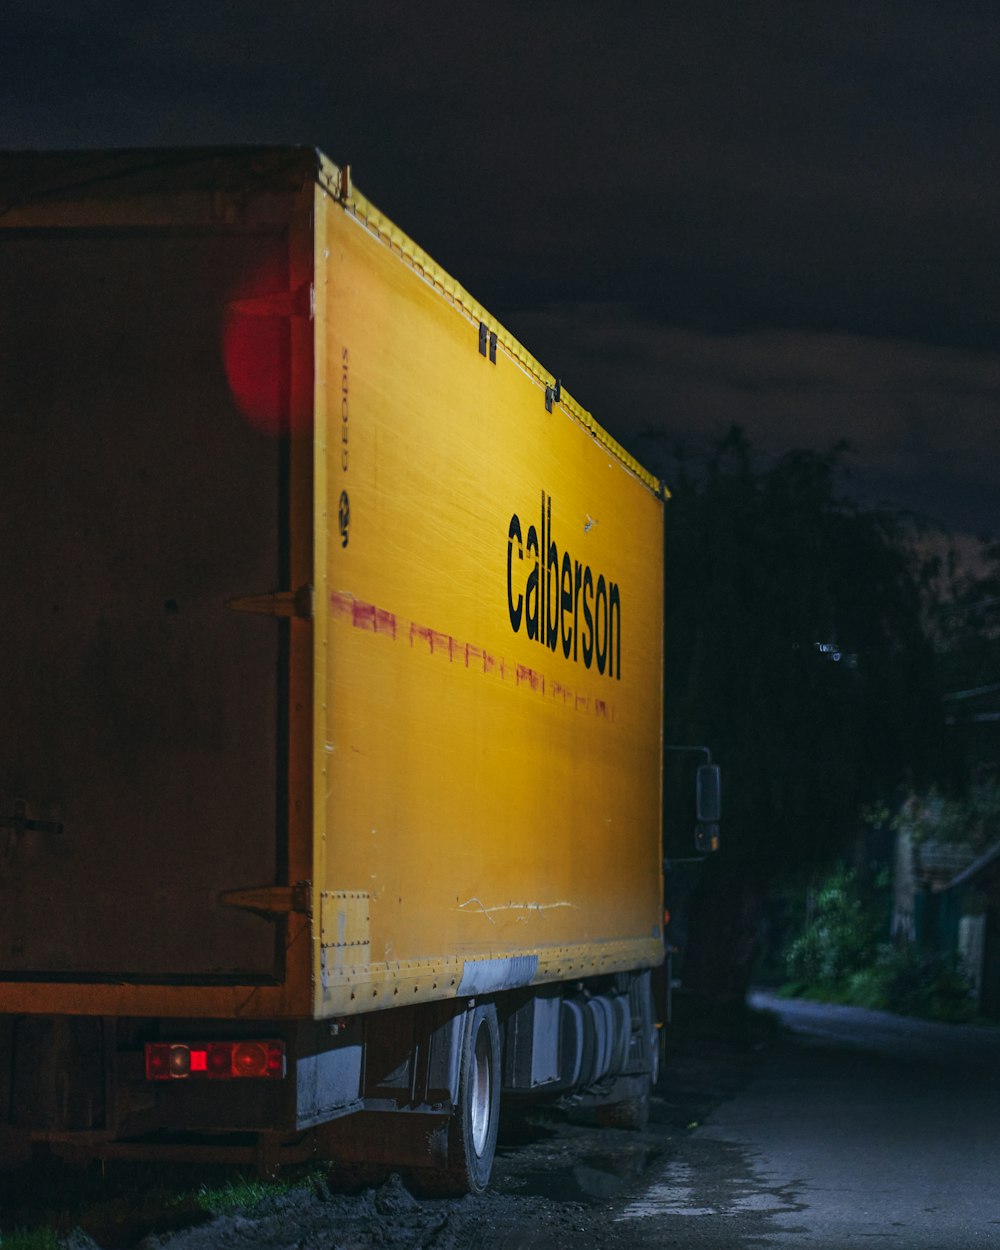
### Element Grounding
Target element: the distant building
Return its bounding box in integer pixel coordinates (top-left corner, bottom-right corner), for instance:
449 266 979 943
893 821 1000 1017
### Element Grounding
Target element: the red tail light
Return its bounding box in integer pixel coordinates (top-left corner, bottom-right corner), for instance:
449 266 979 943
145 1043 173 1079
232 1041 271 1078
145 1040 286 1081
206 1043 233 1077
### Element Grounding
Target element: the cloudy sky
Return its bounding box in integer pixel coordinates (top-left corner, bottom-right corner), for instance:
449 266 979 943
4 1 999 539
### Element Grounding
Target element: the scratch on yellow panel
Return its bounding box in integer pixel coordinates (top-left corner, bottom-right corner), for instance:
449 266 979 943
456 898 578 925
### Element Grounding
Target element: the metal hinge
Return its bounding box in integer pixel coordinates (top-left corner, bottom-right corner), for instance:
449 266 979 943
478 321 497 363
219 881 312 919
333 163 353 203
2 800 65 857
1 800 64 837
227 584 314 620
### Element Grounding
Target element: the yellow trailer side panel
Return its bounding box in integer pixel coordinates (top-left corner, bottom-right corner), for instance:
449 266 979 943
313 188 664 1015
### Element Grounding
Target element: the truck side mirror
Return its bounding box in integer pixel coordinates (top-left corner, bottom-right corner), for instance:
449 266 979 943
696 764 721 823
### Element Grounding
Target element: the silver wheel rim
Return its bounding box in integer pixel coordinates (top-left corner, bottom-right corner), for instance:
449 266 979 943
469 1020 492 1157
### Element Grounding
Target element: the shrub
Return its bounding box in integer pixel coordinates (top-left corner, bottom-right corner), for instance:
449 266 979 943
784 864 877 989
781 860 976 1022
847 945 975 1022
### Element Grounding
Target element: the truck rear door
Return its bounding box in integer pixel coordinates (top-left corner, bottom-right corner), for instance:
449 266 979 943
0 217 299 983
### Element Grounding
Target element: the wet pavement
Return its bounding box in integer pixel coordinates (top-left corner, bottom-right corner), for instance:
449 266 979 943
497 991 1000 1247
600 991 1000 1248
687 990 1000 1247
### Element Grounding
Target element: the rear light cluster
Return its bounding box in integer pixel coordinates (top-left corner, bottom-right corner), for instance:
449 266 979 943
145 1040 286 1081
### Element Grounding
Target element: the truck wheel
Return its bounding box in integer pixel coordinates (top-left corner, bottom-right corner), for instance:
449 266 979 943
417 1001 500 1196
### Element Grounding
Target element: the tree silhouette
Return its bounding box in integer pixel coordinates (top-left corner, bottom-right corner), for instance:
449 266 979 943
662 429 943 997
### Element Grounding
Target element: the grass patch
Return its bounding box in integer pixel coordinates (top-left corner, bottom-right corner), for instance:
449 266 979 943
191 1172 305 1215
0 1229 61 1250
0 1158 329 1250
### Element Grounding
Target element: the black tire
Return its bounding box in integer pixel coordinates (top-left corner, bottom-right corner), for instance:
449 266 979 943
416 1001 501 1196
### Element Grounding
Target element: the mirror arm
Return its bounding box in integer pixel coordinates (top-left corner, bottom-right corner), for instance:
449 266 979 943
665 745 713 765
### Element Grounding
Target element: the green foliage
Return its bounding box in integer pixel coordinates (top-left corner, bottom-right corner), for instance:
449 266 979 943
661 428 944 997
896 780 1000 854
847 946 975 1022
0 1230 60 1250
0 1160 324 1250
784 864 878 988
781 863 976 1022
193 1173 300 1215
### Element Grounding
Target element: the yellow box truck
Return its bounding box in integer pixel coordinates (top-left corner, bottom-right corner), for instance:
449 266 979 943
0 148 665 1192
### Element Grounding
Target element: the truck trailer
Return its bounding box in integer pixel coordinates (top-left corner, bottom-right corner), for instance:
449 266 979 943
0 148 666 1193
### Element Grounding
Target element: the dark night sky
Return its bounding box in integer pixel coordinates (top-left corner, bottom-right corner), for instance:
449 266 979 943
4 1 999 542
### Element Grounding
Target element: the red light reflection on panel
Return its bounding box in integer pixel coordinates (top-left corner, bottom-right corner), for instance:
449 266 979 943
222 259 311 436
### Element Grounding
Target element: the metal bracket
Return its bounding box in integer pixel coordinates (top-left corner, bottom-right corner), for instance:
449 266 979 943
478 322 498 363
337 164 353 202
227 584 314 620
1 800 64 837
545 379 561 412
219 881 312 920
2 800 64 858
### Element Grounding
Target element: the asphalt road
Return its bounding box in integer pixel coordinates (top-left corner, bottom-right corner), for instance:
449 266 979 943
614 991 1000 1248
